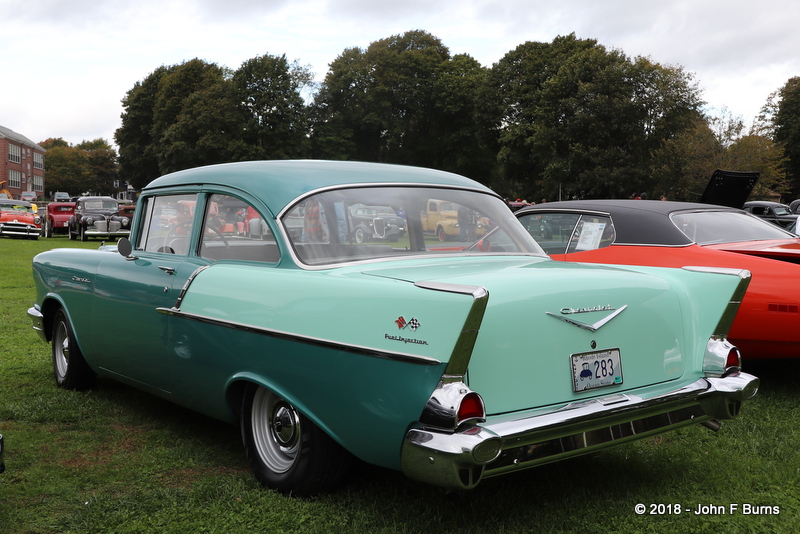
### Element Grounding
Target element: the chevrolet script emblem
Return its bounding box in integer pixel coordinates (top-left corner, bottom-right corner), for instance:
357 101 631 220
545 305 627 332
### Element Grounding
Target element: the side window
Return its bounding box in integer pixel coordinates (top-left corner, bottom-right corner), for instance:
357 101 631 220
566 215 615 253
200 194 279 263
517 213 582 255
137 194 198 254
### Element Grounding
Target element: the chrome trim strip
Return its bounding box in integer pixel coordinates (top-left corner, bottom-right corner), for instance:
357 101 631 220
682 267 751 336
275 183 499 220
173 264 211 309
155 307 442 366
414 281 489 379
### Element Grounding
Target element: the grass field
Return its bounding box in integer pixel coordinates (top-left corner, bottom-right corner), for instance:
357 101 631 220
1 237 798 533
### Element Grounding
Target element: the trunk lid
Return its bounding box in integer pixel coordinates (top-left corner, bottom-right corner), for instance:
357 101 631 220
363 257 730 415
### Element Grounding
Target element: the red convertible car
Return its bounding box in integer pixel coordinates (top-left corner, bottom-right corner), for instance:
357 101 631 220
516 200 800 360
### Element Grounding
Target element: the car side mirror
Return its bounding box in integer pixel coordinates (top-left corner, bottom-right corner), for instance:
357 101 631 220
117 237 138 260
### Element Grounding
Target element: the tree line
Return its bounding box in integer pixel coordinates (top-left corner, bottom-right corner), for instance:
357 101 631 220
43 30 800 203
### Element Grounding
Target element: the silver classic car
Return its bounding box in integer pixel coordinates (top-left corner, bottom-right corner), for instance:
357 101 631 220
28 160 758 495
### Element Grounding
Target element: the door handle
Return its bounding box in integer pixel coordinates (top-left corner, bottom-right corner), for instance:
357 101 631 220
158 265 176 275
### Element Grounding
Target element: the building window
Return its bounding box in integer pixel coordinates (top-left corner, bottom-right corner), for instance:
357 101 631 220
33 175 44 192
8 169 21 188
33 153 44 170
8 144 21 163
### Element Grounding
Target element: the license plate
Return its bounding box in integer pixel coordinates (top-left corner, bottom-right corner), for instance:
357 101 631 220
571 349 623 392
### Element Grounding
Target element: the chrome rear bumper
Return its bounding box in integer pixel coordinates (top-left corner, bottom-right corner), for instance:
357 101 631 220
401 372 758 490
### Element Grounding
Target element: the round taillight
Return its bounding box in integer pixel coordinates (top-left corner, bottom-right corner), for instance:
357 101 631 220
457 392 485 424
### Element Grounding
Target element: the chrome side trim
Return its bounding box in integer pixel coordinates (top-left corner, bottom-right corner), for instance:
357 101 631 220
682 267 751 336
402 372 759 490
413 281 489 380
173 264 211 309
156 307 441 366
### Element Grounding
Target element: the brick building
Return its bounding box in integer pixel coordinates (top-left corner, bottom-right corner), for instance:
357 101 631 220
0 124 45 200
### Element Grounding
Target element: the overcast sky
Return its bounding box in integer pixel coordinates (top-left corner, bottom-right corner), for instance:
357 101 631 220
2 0 797 149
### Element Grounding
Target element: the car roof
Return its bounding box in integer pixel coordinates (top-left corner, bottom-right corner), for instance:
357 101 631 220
517 199 740 246
142 160 495 216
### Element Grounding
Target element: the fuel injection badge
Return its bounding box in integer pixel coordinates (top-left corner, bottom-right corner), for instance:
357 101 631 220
386 316 429 345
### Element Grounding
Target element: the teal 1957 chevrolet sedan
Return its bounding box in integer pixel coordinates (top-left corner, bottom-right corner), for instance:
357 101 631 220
27 160 758 495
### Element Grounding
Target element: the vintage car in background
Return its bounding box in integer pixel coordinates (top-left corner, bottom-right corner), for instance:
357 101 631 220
0 199 41 239
28 160 758 495
421 198 489 241
44 201 76 237
68 196 131 241
348 204 406 243
517 199 800 359
20 191 39 202
742 200 799 228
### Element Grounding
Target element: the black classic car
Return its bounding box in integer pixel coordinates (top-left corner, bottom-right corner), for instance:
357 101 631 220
348 204 406 242
742 201 799 228
68 196 132 241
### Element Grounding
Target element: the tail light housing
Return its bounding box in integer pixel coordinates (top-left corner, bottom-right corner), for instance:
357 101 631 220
419 382 486 432
703 336 741 377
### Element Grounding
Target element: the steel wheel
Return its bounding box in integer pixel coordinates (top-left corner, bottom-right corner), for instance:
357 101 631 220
251 387 302 474
240 384 352 496
53 318 70 381
51 308 94 390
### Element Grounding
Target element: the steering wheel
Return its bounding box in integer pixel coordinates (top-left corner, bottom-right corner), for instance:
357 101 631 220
203 218 231 248
159 220 193 254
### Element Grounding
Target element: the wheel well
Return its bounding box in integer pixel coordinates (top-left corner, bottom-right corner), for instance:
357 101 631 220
39 298 63 342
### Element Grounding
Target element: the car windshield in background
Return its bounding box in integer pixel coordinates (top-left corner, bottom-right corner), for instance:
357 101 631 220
84 199 118 210
670 210 796 245
0 204 34 214
281 186 545 266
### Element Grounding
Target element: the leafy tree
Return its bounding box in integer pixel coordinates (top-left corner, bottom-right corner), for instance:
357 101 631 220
76 139 119 195
651 110 786 202
232 54 313 159
39 138 93 196
116 65 175 189
771 77 800 196
310 30 495 180
490 34 703 200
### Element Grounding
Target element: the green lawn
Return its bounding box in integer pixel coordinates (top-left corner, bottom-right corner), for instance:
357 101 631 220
1 237 798 533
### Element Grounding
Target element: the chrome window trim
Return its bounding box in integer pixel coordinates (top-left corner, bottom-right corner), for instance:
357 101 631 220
275 184 541 270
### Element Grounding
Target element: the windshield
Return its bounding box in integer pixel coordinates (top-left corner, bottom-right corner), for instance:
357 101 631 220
83 199 118 210
0 203 33 213
281 186 545 266
670 210 796 245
